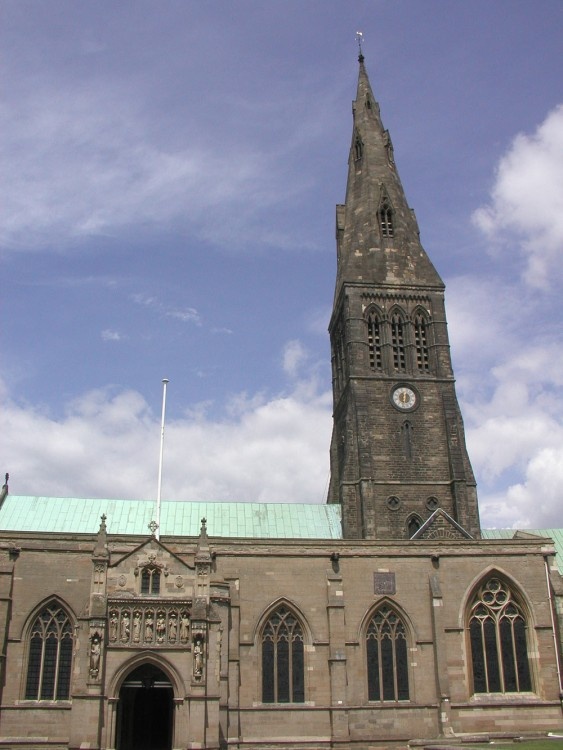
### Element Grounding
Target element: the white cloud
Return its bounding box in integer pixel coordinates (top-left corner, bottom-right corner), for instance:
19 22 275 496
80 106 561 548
131 293 202 326
444 269 563 529
101 329 122 342
283 340 308 378
472 104 563 288
0 81 307 253
480 447 563 530
2 380 332 507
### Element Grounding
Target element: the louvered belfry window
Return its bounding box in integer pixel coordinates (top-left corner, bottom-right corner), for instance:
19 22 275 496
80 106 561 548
367 312 383 370
391 314 406 371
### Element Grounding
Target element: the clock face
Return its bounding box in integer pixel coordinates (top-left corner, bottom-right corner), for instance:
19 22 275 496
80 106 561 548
392 385 418 411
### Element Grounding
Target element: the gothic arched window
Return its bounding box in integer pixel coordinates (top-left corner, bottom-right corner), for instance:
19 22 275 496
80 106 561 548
141 567 161 595
366 605 409 701
25 601 73 700
407 515 422 538
469 577 532 694
354 136 363 161
262 605 304 703
391 313 406 372
379 199 394 238
414 313 430 372
366 311 382 370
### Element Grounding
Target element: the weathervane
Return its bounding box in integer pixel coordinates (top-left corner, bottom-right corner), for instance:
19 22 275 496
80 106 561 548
356 31 364 59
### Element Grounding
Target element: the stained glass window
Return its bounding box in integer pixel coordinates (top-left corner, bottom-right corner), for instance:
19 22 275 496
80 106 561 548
25 602 73 700
469 578 532 693
262 606 304 703
367 606 409 701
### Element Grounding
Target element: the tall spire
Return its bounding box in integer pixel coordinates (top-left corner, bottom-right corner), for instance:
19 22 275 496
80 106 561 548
328 52 480 541
334 54 443 299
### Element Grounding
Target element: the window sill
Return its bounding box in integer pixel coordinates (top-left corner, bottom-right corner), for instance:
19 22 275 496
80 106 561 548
12 700 72 709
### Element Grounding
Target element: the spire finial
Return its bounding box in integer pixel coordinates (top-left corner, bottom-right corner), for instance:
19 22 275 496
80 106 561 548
356 31 364 63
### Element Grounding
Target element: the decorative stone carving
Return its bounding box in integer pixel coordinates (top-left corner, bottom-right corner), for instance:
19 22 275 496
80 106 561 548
120 611 130 642
133 553 170 579
132 610 142 643
180 611 190 643
107 601 191 648
193 634 204 678
89 630 103 679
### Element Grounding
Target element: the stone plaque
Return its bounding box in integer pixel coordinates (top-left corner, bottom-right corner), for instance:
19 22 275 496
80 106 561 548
374 572 396 595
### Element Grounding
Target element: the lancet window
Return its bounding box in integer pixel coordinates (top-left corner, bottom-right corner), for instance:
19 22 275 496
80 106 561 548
469 577 532 694
414 313 430 372
391 313 406 372
366 311 383 370
379 199 394 238
25 601 73 701
407 515 422 538
354 136 363 161
366 605 409 701
262 605 304 704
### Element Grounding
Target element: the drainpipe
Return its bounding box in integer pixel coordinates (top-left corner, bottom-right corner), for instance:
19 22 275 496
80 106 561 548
544 554 563 697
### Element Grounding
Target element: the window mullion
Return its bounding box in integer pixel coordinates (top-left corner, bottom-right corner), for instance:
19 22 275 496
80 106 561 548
38 637 46 700
480 620 490 692
494 613 505 693
273 639 278 703
511 619 520 692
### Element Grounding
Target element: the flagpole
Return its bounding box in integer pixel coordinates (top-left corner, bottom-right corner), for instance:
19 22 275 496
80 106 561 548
156 378 169 541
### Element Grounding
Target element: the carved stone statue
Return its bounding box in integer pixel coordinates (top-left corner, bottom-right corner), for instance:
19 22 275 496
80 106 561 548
156 613 166 643
169 613 177 642
89 635 101 678
180 613 190 643
120 612 130 642
109 611 118 642
145 612 154 642
193 636 204 677
132 611 141 643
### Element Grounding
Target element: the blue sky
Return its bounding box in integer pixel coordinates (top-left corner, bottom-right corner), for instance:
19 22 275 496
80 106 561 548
2 0 563 529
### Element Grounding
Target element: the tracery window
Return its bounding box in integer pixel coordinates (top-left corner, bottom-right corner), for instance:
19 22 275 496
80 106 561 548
469 578 532 694
414 313 430 372
366 606 409 701
262 605 304 703
25 601 73 700
379 199 394 238
141 567 161 595
367 311 382 370
391 313 406 371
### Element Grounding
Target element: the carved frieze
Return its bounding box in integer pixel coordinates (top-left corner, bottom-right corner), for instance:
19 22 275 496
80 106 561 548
108 600 191 648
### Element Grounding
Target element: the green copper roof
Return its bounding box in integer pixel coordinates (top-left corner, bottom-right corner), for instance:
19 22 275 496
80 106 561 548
482 528 563 574
0 495 343 539
0 497 561 574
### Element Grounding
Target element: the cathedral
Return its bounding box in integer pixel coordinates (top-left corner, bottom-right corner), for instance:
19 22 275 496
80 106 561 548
0 54 562 750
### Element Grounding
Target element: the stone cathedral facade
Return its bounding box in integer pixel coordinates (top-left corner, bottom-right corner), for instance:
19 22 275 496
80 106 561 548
0 56 562 750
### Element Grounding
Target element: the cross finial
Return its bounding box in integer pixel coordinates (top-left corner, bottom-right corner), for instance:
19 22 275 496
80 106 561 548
356 31 364 62
148 520 159 535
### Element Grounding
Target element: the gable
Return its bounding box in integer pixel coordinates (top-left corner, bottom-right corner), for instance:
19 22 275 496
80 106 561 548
411 508 473 541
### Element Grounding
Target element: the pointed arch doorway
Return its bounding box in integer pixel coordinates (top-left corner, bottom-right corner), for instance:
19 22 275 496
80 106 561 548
116 664 174 750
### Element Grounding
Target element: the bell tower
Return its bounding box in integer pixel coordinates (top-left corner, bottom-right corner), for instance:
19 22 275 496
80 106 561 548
327 53 480 540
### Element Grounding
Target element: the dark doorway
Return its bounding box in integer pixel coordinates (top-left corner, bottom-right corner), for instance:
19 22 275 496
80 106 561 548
116 664 173 750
